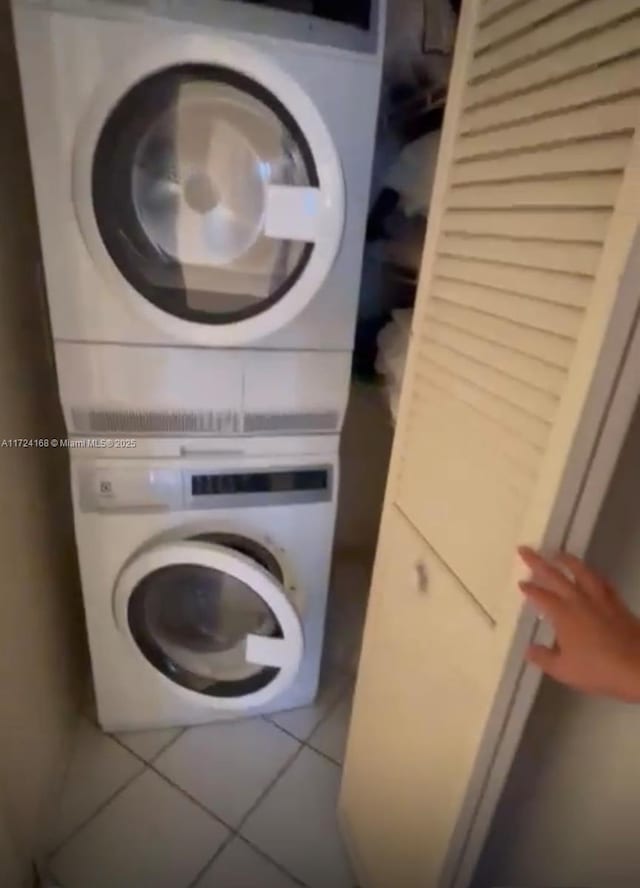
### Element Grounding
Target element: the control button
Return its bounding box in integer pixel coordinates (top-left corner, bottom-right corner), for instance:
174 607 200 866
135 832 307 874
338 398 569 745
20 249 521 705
98 478 113 497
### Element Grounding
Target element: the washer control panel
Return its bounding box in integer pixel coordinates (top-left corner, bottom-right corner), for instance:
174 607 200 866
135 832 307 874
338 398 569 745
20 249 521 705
79 465 332 512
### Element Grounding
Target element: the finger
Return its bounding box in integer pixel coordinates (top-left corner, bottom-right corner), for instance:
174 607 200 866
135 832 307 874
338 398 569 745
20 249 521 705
519 581 565 623
518 547 577 600
552 552 611 601
526 643 564 680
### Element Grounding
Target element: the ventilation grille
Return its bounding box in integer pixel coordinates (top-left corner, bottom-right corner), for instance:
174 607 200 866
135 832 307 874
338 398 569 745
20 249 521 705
243 411 340 434
71 408 340 436
71 409 241 435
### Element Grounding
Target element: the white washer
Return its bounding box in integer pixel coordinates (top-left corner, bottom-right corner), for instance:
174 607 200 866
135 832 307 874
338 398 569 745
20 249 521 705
70 435 339 731
12 0 385 436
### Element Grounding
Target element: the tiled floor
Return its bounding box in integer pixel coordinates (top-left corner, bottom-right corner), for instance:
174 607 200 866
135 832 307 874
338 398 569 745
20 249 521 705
47 384 391 888
49 664 356 888
47 542 376 888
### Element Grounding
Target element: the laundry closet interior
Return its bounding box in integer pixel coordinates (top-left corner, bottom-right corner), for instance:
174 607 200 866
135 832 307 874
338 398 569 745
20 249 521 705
6 0 640 886
11 0 453 739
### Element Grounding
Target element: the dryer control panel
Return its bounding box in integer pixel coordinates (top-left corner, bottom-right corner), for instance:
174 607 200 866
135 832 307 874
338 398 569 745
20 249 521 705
79 465 332 512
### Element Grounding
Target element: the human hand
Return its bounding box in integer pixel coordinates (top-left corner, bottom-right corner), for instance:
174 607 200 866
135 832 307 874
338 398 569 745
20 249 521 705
518 547 640 702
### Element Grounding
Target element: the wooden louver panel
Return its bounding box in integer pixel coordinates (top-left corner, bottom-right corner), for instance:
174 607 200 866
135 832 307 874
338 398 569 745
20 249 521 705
477 0 600 51
341 5 640 888
459 59 640 140
465 17 640 108
394 0 640 619
471 0 640 82
442 208 611 242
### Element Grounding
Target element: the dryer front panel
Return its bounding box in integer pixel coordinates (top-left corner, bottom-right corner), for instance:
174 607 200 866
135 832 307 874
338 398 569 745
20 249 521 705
114 537 305 710
74 37 346 346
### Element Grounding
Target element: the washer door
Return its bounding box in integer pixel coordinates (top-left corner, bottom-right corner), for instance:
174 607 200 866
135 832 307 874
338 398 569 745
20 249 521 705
113 536 304 710
75 38 345 346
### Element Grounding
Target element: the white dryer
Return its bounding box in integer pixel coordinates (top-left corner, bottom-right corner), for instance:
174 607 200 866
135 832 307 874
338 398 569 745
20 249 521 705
12 0 385 437
70 435 339 731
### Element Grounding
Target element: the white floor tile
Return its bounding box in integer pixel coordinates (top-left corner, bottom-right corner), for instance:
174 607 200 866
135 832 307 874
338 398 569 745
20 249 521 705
268 668 348 741
51 769 228 888
242 747 354 888
51 718 144 849
154 719 300 827
194 837 300 888
115 727 183 762
309 693 353 765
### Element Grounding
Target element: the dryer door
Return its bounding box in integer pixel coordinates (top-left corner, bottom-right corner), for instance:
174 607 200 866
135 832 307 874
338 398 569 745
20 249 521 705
75 39 345 346
113 535 304 710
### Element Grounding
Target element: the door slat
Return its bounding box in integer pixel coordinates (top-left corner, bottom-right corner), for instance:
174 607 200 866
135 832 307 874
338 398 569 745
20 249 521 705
415 364 551 449
435 256 591 307
472 0 640 82
439 232 600 275
461 56 640 135
447 172 622 210
405 401 534 502
414 376 545 473
480 0 538 25
427 299 575 368
451 135 629 184
419 346 559 421
466 18 640 109
422 321 567 395
442 208 611 242
457 95 638 159
477 0 586 52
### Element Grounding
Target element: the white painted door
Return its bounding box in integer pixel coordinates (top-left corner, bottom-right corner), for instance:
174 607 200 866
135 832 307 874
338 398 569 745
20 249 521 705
340 1 640 886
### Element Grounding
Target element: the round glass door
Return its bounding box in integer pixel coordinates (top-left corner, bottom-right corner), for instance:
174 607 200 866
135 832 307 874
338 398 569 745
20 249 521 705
116 534 303 704
93 65 319 325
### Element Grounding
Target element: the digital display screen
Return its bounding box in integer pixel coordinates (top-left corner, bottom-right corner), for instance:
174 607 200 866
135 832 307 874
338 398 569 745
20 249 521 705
191 469 329 496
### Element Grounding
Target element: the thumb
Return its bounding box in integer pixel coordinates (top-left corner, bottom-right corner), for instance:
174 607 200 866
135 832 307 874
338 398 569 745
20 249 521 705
526 643 563 680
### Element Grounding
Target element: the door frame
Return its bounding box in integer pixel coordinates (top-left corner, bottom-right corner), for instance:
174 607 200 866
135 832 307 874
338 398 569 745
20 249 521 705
441 226 640 888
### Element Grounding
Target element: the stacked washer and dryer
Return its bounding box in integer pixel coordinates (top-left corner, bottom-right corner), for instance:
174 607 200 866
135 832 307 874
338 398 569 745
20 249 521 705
12 0 385 730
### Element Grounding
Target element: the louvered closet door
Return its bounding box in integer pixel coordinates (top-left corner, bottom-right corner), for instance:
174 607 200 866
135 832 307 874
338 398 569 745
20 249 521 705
341 1 640 886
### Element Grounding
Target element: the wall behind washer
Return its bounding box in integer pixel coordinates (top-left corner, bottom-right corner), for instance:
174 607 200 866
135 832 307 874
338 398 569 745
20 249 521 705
0 3 84 884
473 396 640 888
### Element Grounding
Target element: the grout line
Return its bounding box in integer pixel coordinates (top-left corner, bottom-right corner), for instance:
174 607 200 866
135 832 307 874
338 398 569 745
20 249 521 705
239 835 308 887
150 727 186 762
262 717 304 745
184 830 236 888
263 670 351 750
48 757 146 858
110 727 186 766
51 679 356 887
235 743 305 833
233 743 309 886
146 762 236 833
48 751 307 888
304 741 343 768
179 739 308 888
304 687 352 769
